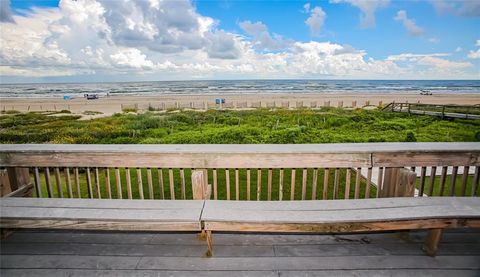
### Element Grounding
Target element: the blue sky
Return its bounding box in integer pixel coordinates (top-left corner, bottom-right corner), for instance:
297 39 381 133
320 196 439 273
1 0 479 82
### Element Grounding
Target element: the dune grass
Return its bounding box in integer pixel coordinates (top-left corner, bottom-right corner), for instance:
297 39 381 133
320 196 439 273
1 107 479 144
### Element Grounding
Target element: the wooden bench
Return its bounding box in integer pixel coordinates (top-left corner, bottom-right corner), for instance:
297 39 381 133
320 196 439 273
0 198 204 232
202 197 480 257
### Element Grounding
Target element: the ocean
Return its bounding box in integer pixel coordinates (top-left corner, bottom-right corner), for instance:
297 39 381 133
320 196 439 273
0 80 479 98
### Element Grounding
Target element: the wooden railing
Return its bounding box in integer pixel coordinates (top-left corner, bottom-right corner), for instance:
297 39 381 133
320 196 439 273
383 102 480 119
0 143 479 200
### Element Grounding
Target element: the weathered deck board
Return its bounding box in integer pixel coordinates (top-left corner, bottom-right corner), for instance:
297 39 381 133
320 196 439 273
1 230 478 276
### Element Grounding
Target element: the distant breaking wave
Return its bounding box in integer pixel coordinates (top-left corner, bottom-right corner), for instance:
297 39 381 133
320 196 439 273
0 80 479 98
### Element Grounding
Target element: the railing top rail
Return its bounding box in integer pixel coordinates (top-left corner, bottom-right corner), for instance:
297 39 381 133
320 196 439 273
0 143 479 168
0 142 479 154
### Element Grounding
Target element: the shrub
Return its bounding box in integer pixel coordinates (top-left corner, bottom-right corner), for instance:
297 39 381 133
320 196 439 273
405 131 417 142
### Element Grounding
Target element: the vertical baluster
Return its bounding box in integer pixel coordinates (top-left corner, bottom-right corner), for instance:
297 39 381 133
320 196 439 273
213 169 218 200
147 168 154 199
279 169 284 201
157 168 164 199
322 168 329 200
301 169 307 200
333 168 340 199
65 168 73 198
267 169 272 201
168 169 175 200
439 166 448 196
345 168 351 199
257 169 262 201
125 168 132 199
354 167 361 199
246 169 251 201
461 166 469 196
33 167 42 198
45 167 53 198
428 166 437 196
114 168 122 199
235 169 240 201
365 167 372 199
54 167 63 198
95 167 101 199
311 168 318 200
86 167 93 199
137 168 144 199
290 169 296 200
225 169 231 200
472 166 479 196
377 167 384 198
105 168 112 199
419 166 427 196
74 168 81 198
449 166 458 196
180 169 186 199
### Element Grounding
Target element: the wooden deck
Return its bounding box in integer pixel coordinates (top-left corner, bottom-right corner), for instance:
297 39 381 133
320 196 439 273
1 229 479 276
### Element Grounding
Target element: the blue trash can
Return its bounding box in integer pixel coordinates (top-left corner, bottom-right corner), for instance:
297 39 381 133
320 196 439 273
215 98 220 104
221 98 225 104
63 95 71 101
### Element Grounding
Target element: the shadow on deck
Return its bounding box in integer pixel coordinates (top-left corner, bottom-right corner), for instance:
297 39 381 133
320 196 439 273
1 229 479 276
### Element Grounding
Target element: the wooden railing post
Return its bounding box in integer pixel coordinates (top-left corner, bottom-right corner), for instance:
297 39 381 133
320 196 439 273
191 169 211 200
380 168 416 198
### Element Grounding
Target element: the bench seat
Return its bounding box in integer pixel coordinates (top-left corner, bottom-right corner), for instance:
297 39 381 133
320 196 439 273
202 197 480 232
202 197 480 256
0 198 204 231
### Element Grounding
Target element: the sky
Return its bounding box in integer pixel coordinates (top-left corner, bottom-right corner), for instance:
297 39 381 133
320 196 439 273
0 0 479 83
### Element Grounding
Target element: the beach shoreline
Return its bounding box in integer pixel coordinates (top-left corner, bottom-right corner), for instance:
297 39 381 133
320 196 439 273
1 93 479 118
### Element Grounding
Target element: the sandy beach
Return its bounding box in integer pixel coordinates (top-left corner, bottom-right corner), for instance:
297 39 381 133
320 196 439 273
1 93 479 117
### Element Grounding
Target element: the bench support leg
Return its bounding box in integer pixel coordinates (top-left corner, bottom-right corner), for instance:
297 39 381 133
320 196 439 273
197 230 206 241
423 228 442 257
206 230 213 257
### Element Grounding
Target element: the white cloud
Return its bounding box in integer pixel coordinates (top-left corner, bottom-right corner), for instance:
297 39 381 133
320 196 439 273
239 20 293 50
428 37 439 43
305 6 326 37
109 48 155 69
330 0 389 28
387 53 472 69
394 10 424 36
303 3 311 13
430 0 480 17
0 0 477 80
204 30 244 59
0 0 15 23
468 50 480 59
455 47 463 52
468 40 480 59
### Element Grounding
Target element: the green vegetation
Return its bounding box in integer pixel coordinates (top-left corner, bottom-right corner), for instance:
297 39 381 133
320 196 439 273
34 167 376 200
1 108 479 144
82 110 103 115
417 174 479 197
122 107 138 113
